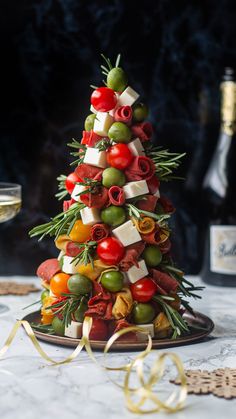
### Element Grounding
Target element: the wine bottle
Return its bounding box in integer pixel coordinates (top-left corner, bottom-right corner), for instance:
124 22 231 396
201 67 236 286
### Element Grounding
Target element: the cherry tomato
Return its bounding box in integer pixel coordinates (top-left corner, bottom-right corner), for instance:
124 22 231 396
91 87 117 112
97 237 125 265
146 174 160 194
107 143 134 170
69 220 91 243
65 173 81 194
130 277 157 303
50 273 70 297
89 318 109 340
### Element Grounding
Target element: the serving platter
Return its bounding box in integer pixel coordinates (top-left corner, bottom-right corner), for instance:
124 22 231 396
23 310 214 351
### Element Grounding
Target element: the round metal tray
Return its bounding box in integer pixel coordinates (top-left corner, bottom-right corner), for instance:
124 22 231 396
23 310 214 351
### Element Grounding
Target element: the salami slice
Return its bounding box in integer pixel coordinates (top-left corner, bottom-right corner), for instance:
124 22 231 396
136 195 158 212
114 106 132 123
108 186 125 206
75 163 104 181
36 259 61 283
125 156 155 181
158 195 175 214
90 223 110 242
151 269 178 294
63 199 76 212
119 242 146 272
81 130 102 147
131 122 153 142
80 186 109 209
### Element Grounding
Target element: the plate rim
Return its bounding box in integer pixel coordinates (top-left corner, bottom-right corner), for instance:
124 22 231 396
22 310 214 351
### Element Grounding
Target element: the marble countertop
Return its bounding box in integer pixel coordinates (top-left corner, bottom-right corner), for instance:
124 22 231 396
0 275 236 419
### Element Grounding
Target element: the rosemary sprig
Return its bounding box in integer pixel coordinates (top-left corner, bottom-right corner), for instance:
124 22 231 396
45 294 89 328
126 203 170 224
160 262 204 299
73 178 101 199
67 138 87 166
31 323 55 334
29 202 85 241
55 174 68 201
95 138 113 151
153 295 190 338
100 53 121 76
72 241 97 267
144 145 185 181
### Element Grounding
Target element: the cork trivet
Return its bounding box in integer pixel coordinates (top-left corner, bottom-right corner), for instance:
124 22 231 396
171 368 236 400
0 282 40 296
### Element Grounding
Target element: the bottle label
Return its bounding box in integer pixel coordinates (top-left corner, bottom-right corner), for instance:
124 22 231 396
210 226 236 275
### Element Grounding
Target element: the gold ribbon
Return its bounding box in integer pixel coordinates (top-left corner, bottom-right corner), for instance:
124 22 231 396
0 317 187 413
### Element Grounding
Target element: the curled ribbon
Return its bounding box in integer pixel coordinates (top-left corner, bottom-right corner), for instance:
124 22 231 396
0 317 187 413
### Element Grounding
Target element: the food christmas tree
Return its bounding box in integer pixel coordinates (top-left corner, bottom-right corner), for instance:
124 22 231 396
30 55 202 341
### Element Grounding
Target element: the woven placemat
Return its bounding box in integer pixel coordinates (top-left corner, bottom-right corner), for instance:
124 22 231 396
0 281 40 296
171 368 236 399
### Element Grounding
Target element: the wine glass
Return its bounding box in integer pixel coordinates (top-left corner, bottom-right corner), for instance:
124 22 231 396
0 183 22 314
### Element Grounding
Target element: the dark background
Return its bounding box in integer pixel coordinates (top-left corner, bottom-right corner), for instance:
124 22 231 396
1 0 236 275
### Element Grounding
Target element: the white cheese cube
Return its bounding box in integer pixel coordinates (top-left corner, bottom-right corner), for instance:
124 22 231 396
154 189 160 198
123 180 149 199
128 138 145 156
61 255 78 274
118 86 139 107
112 220 141 246
90 104 98 114
80 207 101 225
83 147 107 168
57 250 65 261
93 112 113 136
136 324 155 341
71 184 87 202
65 321 83 338
126 259 148 283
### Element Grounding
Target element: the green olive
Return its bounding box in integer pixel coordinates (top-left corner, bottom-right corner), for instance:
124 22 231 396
74 296 88 322
101 271 124 292
132 303 155 324
108 122 132 143
101 205 126 227
102 167 126 188
142 245 162 267
107 67 128 92
132 103 149 122
84 113 96 131
52 316 65 336
68 274 92 295
41 289 49 304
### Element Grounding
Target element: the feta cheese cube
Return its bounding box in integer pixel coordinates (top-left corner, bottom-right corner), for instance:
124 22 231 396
126 259 148 283
83 147 107 168
128 138 145 156
112 220 141 246
123 180 149 199
93 112 113 136
90 104 98 114
136 324 155 341
65 321 83 339
71 184 87 202
61 255 78 275
80 207 101 225
118 86 139 107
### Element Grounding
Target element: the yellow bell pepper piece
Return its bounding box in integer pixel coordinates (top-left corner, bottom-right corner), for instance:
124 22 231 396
133 217 155 234
77 259 117 281
41 296 56 325
153 312 172 338
69 220 91 243
55 234 70 250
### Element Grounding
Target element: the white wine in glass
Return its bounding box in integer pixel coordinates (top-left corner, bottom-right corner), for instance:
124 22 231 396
0 183 22 314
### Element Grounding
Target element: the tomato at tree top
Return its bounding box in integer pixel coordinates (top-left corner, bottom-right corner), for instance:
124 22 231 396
91 87 117 112
130 277 157 303
97 237 125 265
65 172 82 194
107 143 134 170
